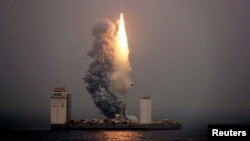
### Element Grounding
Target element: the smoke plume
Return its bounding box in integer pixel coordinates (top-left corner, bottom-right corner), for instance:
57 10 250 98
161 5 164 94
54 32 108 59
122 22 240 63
83 17 132 119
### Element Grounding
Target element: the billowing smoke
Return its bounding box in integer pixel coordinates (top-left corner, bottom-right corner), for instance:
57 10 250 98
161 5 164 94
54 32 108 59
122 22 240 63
83 17 132 119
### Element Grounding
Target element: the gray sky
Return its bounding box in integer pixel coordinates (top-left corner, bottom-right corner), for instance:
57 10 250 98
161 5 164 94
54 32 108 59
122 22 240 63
0 0 250 123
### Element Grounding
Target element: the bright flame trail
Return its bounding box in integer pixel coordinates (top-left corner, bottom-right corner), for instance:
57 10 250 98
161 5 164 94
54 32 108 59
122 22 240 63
117 14 128 58
111 13 132 94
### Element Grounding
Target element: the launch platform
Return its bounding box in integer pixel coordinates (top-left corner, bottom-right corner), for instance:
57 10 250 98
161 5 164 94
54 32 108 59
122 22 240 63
50 85 181 131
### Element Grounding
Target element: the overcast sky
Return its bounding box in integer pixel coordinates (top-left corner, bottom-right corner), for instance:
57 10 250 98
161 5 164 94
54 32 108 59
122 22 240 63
0 0 250 123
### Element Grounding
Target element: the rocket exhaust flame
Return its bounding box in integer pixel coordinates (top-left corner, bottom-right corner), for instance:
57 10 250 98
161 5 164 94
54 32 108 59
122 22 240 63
83 13 132 119
111 13 132 94
117 14 128 58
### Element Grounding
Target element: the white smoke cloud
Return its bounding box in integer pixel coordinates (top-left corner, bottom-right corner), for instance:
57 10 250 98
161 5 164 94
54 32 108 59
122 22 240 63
127 115 139 123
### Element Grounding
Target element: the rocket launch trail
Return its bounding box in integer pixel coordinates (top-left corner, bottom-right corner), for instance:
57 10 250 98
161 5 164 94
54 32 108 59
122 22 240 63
120 0 123 13
83 13 132 119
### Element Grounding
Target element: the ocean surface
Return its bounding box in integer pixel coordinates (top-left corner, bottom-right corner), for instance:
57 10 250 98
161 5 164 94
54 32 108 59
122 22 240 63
1 119 208 141
2 129 207 141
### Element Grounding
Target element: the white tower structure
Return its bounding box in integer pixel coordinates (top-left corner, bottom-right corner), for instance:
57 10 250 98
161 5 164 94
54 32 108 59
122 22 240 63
140 96 152 124
50 85 71 126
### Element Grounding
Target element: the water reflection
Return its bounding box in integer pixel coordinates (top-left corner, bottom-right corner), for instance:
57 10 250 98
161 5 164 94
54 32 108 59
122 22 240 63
83 131 148 141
